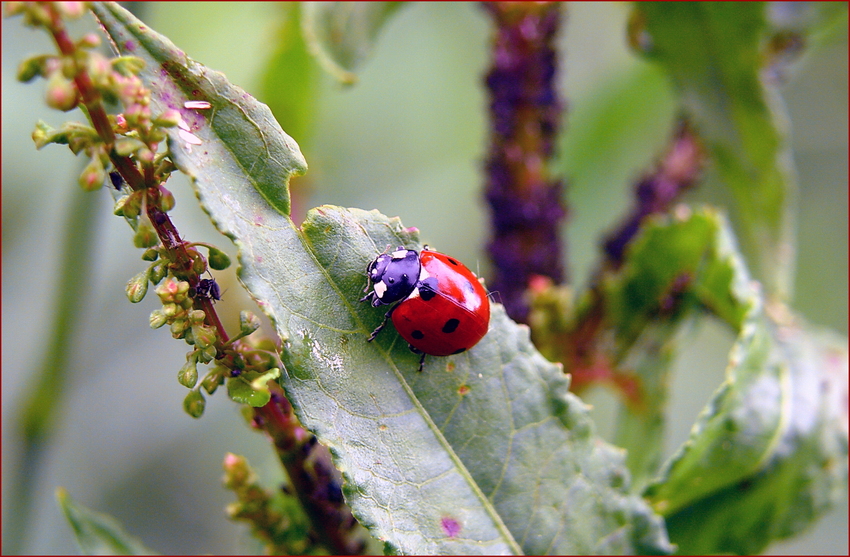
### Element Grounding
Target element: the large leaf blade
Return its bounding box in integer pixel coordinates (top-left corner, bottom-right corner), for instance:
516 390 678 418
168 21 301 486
93 3 673 554
605 208 848 554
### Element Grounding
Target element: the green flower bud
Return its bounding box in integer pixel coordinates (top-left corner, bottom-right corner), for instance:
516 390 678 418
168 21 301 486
125 271 148 303
78 156 105 191
156 279 178 302
158 186 175 212
222 453 254 488
176 280 191 297
122 190 143 220
183 390 206 418
86 52 111 89
207 247 231 271
162 302 178 318
17 54 50 83
136 147 155 164
153 109 181 128
201 369 225 395
178 358 199 388
32 120 54 149
22 3 53 28
114 137 145 157
113 195 128 217
147 128 167 144
192 254 208 275
4 3 26 18
45 71 78 112
142 248 159 262
149 263 167 285
60 55 78 80
55 2 87 19
201 345 218 363
170 318 187 338
180 297 194 310
149 309 168 329
239 311 261 337
192 324 217 350
77 33 101 50
133 222 159 249
189 310 206 325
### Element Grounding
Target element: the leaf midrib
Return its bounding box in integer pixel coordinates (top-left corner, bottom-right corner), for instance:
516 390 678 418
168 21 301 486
297 213 522 554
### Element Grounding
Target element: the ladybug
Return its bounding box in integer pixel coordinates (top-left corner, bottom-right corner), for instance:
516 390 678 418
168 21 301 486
361 246 490 371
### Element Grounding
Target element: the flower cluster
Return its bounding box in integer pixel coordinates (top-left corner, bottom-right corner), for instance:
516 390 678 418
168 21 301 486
482 2 567 323
6 1 277 418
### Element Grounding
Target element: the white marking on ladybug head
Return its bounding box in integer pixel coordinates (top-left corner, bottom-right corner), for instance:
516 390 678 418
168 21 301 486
373 280 387 299
418 267 431 281
391 249 408 259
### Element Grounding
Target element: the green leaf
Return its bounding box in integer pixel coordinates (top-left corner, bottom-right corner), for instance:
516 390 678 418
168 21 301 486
605 208 848 554
602 208 751 492
227 368 281 407
94 3 673 553
259 4 319 152
90 2 306 218
634 2 798 301
660 324 848 555
301 1 405 85
57 488 158 555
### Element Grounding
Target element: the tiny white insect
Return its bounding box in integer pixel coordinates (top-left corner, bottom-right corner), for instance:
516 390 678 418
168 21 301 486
178 128 203 146
183 100 212 110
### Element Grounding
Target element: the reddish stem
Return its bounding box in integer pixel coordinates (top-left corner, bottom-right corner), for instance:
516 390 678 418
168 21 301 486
254 383 365 555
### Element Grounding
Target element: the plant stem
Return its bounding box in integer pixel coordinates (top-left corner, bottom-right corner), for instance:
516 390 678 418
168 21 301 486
482 1 567 323
253 383 367 555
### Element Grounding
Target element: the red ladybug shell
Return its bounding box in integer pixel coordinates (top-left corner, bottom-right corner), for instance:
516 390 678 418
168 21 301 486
391 250 490 357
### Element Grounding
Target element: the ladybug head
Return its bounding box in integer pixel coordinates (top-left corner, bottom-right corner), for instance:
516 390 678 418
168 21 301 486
366 247 420 306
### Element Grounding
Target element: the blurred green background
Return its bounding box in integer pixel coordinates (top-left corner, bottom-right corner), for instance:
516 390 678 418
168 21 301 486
2 3 846 554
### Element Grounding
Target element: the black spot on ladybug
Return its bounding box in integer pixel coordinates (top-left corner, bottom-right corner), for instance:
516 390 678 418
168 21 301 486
411 330 425 339
419 277 439 301
447 258 459 266
452 347 467 355
442 319 460 334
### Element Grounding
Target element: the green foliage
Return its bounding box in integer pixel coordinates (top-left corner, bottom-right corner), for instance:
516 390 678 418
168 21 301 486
602 208 848 553
94 3 674 554
6 1 845 555
634 2 797 300
301 2 405 85
57 488 158 555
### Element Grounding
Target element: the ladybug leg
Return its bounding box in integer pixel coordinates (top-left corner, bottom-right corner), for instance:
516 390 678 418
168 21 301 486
407 344 427 372
366 303 397 342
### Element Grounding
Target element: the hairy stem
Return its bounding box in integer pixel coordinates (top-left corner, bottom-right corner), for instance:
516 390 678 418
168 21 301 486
482 1 567 323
